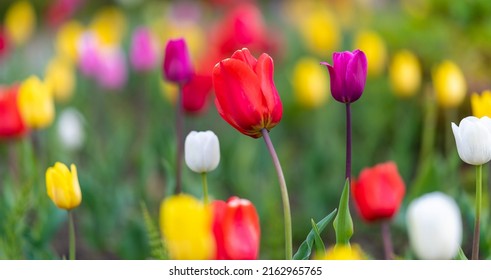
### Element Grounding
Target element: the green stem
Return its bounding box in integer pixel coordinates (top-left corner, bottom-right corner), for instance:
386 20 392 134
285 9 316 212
68 211 76 260
201 172 209 204
261 128 292 260
175 85 184 194
472 164 482 260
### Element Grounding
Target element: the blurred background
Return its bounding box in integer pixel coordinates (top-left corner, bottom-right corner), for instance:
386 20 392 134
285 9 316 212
1 0 491 259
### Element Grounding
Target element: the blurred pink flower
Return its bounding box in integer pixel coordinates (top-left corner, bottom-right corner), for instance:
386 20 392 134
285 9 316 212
130 27 158 72
78 32 101 77
0 27 8 59
96 46 127 90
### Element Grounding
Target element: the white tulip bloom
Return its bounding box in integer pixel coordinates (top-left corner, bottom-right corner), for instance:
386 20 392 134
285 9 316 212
57 108 85 151
406 192 462 260
451 116 491 165
185 130 220 173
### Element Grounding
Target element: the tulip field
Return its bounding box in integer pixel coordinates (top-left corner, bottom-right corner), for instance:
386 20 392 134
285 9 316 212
2 0 491 261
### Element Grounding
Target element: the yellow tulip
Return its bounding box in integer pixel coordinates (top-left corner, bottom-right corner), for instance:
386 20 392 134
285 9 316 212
56 20 84 63
160 194 215 260
292 57 329 108
45 57 76 103
471 91 491 118
389 50 422 98
354 30 387 77
46 162 82 210
160 79 178 105
18 76 55 129
4 0 36 46
432 60 467 108
298 8 340 57
90 7 127 46
321 244 366 260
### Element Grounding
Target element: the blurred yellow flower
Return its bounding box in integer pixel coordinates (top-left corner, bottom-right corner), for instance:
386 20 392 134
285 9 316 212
292 57 329 108
90 6 127 46
299 8 340 57
432 60 467 108
56 20 84 63
4 0 36 46
46 162 82 210
471 91 491 118
389 50 422 98
45 56 76 103
160 79 178 105
321 244 366 260
18 76 55 129
160 194 215 260
354 30 387 77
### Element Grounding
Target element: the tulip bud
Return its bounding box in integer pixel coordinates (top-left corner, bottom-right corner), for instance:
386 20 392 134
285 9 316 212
46 162 82 210
321 49 367 103
352 161 405 222
185 130 220 173
5 0 36 46
432 60 467 108
160 194 215 260
18 76 55 129
163 38 193 84
451 116 491 165
406 192 462 260
292 57 329 108
0 85 27 139
213 48 283 138
212 197 260 260
389 50 421 98
471 91 491 118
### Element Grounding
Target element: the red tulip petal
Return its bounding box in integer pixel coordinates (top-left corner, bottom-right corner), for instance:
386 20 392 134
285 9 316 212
255 53 282 126
231 48 257 69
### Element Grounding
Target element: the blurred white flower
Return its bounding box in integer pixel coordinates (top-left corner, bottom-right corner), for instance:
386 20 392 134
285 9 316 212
451 116 491 165
406 192 462 260
185 130 220 173
57 108 85 151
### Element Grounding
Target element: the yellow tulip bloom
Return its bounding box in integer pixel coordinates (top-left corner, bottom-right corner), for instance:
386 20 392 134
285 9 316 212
471 91 491 118
389 50 422 98
18 76 55 129
90 7 127 46
354 30 387 77
45 56 76 103
46 162 82 210
4 0 36 46
321 244 366 260
56 20 84 63
298 8 340 57
432 60 467 108
292 57 329 108
160 194 215 260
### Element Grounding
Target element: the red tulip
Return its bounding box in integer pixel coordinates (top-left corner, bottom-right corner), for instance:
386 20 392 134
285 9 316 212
182 73 213 114
45 0 83 28
352 162 405 222
0 85 28 139
213 48 282 138
212 196 260 260
0 27 8 59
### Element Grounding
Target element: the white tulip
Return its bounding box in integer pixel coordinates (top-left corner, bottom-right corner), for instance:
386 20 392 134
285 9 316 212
451 116 491 165
57 108 85 151
406 192 462 260
185 130 220 173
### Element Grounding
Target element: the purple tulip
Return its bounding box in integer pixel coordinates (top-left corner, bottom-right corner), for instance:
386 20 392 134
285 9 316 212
130 27 158 72
163 38 193 84
321 49 367 103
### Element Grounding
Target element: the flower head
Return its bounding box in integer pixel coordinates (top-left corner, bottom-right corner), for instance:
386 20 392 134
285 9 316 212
0 85 27 139
130 27 158 72
18 76 55 129
353 30 387 77
406 192 462 260
433 60 467 108
55 20 84 63
57 108 85 151
389 49 421 98
163 38 194 84
292 57 329 108
185 130 220 173
4 0 36 46
321 49 367 103
213 48 283 138
451 116 491 165
160 194 215 260
212 196 260 260
471 91 491 118
44 56 76 102
352 161 406 222
46 162 82 210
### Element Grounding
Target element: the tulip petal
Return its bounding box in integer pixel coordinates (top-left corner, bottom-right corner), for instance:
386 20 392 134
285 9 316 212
346 50 367 102
255 53 282 125
231 48 257 69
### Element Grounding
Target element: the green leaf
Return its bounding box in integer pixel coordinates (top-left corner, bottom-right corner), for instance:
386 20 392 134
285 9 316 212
310 219 325 256
454 248 468 260
292 209 337 260
141 201 167 260
333 179 353 245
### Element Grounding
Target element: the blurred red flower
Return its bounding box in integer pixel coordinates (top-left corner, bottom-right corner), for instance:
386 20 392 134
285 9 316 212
0 85 28 139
